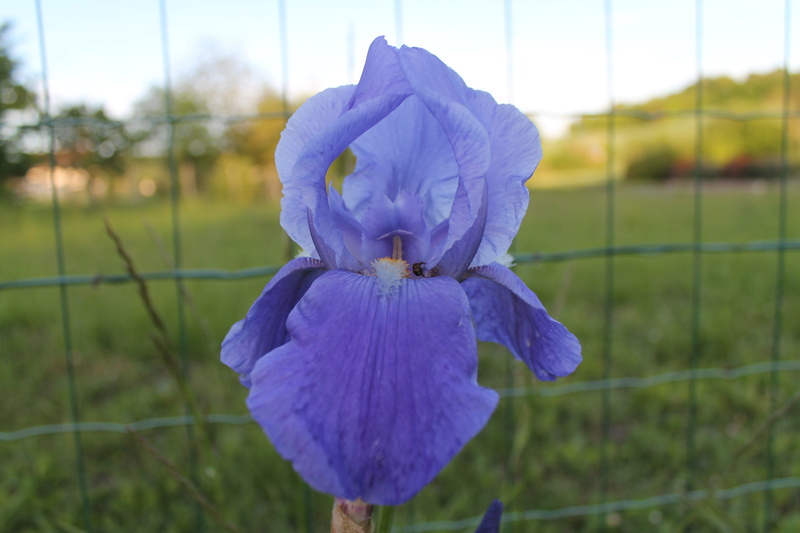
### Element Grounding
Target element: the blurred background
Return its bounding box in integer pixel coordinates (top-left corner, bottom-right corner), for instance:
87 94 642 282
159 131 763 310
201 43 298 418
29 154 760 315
1 0 798 532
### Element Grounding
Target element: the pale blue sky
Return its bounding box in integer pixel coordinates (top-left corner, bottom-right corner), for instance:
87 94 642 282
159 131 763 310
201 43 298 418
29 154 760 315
3 0 797 136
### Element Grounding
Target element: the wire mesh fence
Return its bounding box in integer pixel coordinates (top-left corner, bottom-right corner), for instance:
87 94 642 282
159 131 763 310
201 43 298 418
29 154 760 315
1 0 798 531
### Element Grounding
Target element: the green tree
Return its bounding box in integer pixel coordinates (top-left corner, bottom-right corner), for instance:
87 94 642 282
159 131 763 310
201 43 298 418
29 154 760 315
563 69 800 182
52 103 131 199
217 89 294 202
131 86 221 195
225 89 287 166
54 104 127 173
0 22 37 187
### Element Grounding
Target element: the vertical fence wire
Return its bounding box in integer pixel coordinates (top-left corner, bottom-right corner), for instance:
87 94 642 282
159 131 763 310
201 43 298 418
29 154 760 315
504 0 514 104
158 1 204 530
273 4 313 528
33 1 93 531
502 6 519 532
764 1 793 529
394 0 404 45
686 0 705 496
277 0 296 261
347 24 356 84
278 0 290 117
598 0 616 529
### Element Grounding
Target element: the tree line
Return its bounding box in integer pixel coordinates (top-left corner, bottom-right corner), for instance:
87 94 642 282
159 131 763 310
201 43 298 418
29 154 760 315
540 69 800 183
3 21 797 200
0 23 294 203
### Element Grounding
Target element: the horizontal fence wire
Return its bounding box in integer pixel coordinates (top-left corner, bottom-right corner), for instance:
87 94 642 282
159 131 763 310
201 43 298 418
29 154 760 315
394 477 800 533
6 108 800 132
1 239 798 291
3 359 799 442
2 350 798 529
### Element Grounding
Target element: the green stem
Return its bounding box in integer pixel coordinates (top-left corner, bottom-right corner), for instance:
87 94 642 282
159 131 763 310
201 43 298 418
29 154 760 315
376 505 395 533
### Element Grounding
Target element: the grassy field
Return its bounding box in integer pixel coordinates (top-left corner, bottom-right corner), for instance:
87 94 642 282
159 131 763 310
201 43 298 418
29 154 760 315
1 182 799 532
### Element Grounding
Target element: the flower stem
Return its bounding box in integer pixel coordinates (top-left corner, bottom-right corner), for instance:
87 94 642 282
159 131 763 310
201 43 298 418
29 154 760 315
331 498 373 533
375 505 395 533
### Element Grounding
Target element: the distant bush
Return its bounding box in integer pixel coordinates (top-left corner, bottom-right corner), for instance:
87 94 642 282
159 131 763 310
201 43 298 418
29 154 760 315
625 146 678 181
720 154 792 180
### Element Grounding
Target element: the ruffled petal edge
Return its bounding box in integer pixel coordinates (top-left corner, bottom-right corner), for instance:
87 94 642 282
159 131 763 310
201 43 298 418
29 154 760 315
463 263 581 381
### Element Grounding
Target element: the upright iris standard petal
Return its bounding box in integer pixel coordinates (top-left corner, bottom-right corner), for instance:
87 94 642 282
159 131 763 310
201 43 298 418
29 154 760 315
463 263 582 381
401 90 490 254
395 44 542 265
465 91 542 266
345 96 460 223
434 180 487 280
344 36 413 110
294 93 412 270
276 38 415 269
221 257 325 386
276 85 356 255
396 44 472 107
246 270 498 505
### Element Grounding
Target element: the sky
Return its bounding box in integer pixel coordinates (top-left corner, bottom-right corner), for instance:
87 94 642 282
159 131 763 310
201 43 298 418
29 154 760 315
3 0 798 137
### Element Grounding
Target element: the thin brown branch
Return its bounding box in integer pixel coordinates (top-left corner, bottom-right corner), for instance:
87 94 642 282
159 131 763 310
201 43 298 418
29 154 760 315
104 217 209 443
103 217 171 341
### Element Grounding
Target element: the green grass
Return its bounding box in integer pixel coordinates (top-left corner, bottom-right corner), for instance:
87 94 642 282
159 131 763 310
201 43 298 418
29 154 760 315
1 182 799 532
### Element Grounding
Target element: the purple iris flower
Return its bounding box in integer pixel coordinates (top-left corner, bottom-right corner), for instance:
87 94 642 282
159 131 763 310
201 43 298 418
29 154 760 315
222 37 581 506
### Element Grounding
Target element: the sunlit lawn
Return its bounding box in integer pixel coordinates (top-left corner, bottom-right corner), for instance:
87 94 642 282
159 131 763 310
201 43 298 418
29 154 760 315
1 181 799 532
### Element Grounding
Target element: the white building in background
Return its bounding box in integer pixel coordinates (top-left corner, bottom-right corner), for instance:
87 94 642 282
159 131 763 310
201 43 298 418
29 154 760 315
14 165 91 201
13 165 161 202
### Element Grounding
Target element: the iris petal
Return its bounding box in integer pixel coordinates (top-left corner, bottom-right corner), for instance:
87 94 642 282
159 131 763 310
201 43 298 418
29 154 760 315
220 257 326 387
328 187 366 264
344 36 413 111
297 93 413 270
463 263 582 381
393 44 542 266
247 269 498 504
397 45 489 186
277 85 355 255
359 190 429 263
345 96 459 224
434 179 487 279
466 91 542 266
276 38 415 267
397 47 492 259
475 500 504 533
396 44 471 106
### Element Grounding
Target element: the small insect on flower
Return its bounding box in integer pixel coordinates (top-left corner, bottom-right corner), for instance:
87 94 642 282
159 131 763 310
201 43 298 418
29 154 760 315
221 36 581 506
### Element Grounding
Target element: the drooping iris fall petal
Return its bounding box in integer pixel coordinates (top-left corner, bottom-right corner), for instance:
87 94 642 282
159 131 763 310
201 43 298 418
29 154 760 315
246 270 498 504
463 263 582 381
221 257 325 386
